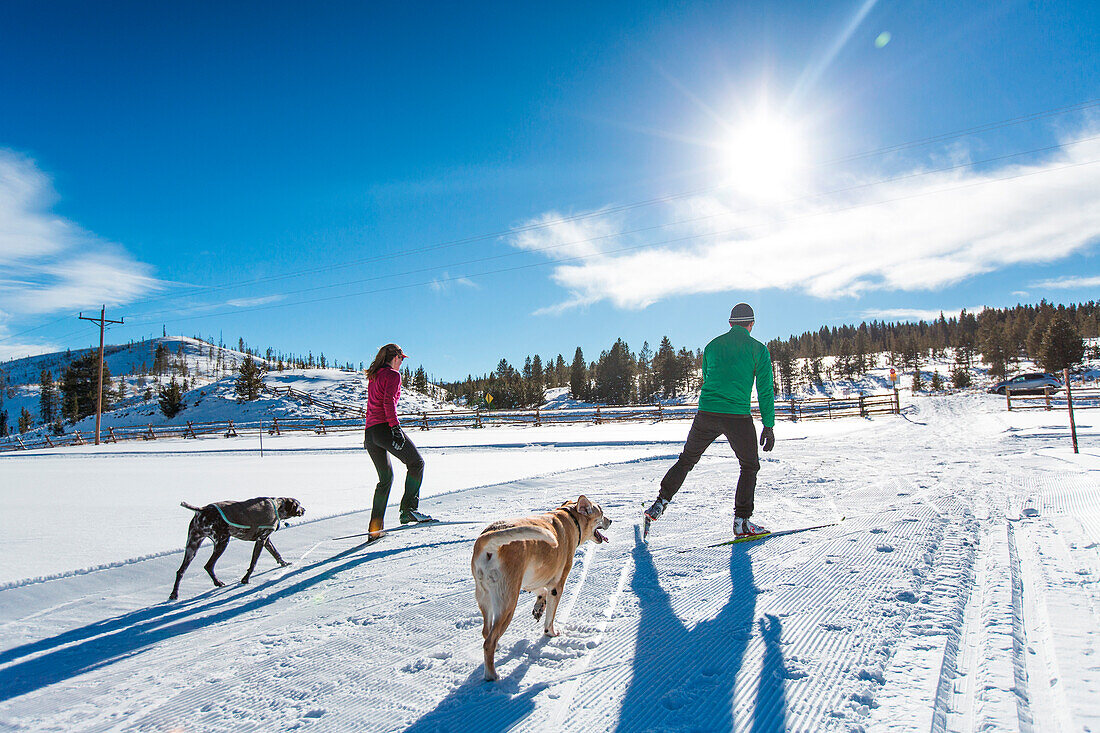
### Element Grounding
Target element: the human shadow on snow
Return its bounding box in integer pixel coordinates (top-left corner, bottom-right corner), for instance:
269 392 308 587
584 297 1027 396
614 525 788 732
0 537 466 702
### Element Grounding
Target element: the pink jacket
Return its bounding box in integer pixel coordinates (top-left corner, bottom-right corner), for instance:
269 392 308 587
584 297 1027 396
365 367 401 428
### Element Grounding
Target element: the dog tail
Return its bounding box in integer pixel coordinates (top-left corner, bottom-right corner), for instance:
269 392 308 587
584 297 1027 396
479 525 557 555
180 502 204 512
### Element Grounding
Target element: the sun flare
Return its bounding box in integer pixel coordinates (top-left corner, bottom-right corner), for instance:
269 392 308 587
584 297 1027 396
721 110 807 200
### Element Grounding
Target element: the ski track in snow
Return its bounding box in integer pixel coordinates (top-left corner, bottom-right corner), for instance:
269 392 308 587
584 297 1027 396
1 393 1098 731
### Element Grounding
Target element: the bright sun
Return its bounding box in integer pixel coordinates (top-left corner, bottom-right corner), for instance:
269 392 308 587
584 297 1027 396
721 111 807 200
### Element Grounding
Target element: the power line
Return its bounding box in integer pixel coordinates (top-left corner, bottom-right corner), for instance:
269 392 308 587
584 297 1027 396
29 99 1100 319
119 156 1100 329
119 133 1100 322
4 98 1099 345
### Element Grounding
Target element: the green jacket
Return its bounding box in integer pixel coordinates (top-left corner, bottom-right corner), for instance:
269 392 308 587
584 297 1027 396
698 326 775 427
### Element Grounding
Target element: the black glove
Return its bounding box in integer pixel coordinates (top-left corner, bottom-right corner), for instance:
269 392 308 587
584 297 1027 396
390 425 406 451
759 426 774 452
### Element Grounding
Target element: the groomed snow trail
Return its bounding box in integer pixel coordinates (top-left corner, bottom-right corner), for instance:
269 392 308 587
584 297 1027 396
0 394 1096 731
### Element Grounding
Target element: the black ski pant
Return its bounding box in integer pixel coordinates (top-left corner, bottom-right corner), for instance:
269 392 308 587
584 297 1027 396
364 423 425 522
659 411 760 518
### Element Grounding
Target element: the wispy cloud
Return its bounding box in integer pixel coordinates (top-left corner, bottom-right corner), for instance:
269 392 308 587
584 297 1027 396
225 294 286 308
0 150 163 318
1028 274 1100 289
858 306 987 322
429 272 481 293
512 130 1100 312
0 309 63 360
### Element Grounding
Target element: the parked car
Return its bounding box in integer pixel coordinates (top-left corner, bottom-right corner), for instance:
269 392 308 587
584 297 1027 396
989 372 1062 395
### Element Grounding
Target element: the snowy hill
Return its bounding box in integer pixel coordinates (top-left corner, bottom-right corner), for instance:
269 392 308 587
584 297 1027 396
0 337 445 440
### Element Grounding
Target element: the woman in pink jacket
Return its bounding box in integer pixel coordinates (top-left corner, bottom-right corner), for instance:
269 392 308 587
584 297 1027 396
364 343 434 539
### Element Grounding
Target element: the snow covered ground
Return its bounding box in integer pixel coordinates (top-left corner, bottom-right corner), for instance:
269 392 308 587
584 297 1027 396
0 392 1097 731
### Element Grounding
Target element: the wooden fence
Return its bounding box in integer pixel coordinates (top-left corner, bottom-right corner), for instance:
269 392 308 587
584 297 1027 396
1005 386 1100 411
0 390 901 453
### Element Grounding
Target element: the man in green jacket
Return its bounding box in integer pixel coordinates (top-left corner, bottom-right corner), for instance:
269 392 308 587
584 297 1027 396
645 302 776 536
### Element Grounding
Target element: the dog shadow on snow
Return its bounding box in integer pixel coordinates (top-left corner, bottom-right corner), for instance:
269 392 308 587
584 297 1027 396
615 525 789 732
403 636 555 733
0 538 467 703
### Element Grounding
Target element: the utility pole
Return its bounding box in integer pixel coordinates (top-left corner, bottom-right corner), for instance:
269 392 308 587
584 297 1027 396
78 306 124 445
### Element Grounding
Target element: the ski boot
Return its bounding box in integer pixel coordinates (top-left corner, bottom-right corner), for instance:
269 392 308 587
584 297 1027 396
734 517 768 537
400 509 437 525
642 498 669 541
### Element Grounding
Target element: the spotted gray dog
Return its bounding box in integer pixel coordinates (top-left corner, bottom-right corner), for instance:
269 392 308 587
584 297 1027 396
169 497 305 600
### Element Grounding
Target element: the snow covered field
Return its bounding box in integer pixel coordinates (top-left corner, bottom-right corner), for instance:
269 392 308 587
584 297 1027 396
0 393 1097 731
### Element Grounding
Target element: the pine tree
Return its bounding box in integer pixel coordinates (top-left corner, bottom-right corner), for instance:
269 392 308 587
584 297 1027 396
159 378 185 418
235 355 266 400
1039 314 1086 373
950 350 972 388
39 369 57 424
911 370 924 392
569 348 587 401
18 407 32 433
654 337 678 397
59 354 113 423
414 365 429 393
929 371 943 392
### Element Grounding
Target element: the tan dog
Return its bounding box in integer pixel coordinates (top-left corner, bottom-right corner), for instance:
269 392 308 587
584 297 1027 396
471 495 612 681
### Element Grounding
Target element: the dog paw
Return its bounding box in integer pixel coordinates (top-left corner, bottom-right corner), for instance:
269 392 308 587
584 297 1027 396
279 561 292 567
544 627 559 637
484 670 498 682
240 578 250 585
213 580 226 587
168 593 178 601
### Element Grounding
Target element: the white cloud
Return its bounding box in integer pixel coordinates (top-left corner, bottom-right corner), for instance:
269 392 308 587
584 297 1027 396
0 150 162 318
0 309 63 360
512 131 1100 312
1029 274 1100 289
858 306 987 322
225 294 286 308
429 272 480 293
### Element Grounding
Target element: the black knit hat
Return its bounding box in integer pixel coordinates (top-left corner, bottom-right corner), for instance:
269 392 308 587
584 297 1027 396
729 302 755 325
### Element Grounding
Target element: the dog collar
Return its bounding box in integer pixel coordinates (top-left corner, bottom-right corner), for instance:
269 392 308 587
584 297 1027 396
560 508 583 540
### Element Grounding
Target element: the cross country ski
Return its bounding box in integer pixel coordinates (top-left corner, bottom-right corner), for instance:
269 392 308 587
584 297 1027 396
704 517 846 547
331 519 479 542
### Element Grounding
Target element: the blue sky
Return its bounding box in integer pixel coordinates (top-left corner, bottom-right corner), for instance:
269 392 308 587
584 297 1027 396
1 0 1098 378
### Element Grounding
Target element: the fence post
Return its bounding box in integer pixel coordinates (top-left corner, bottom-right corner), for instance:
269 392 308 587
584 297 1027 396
185 421 197 438
1044 387 1051 411
45 435 54 448
107 427 117 443
656 403 663 422
272 417 281 436
475 408 482 428
827 397 833 420
790 397 797 422
535 407 541 427
893 388 900 414
595 406 602 425
318 418 327 434
859 393 866 418
75 431 85 445
1064 368 1079 454
225 420 237 438
422 411 429 430
146 424 157 440
1006 388 1012 411
16 436 26 450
